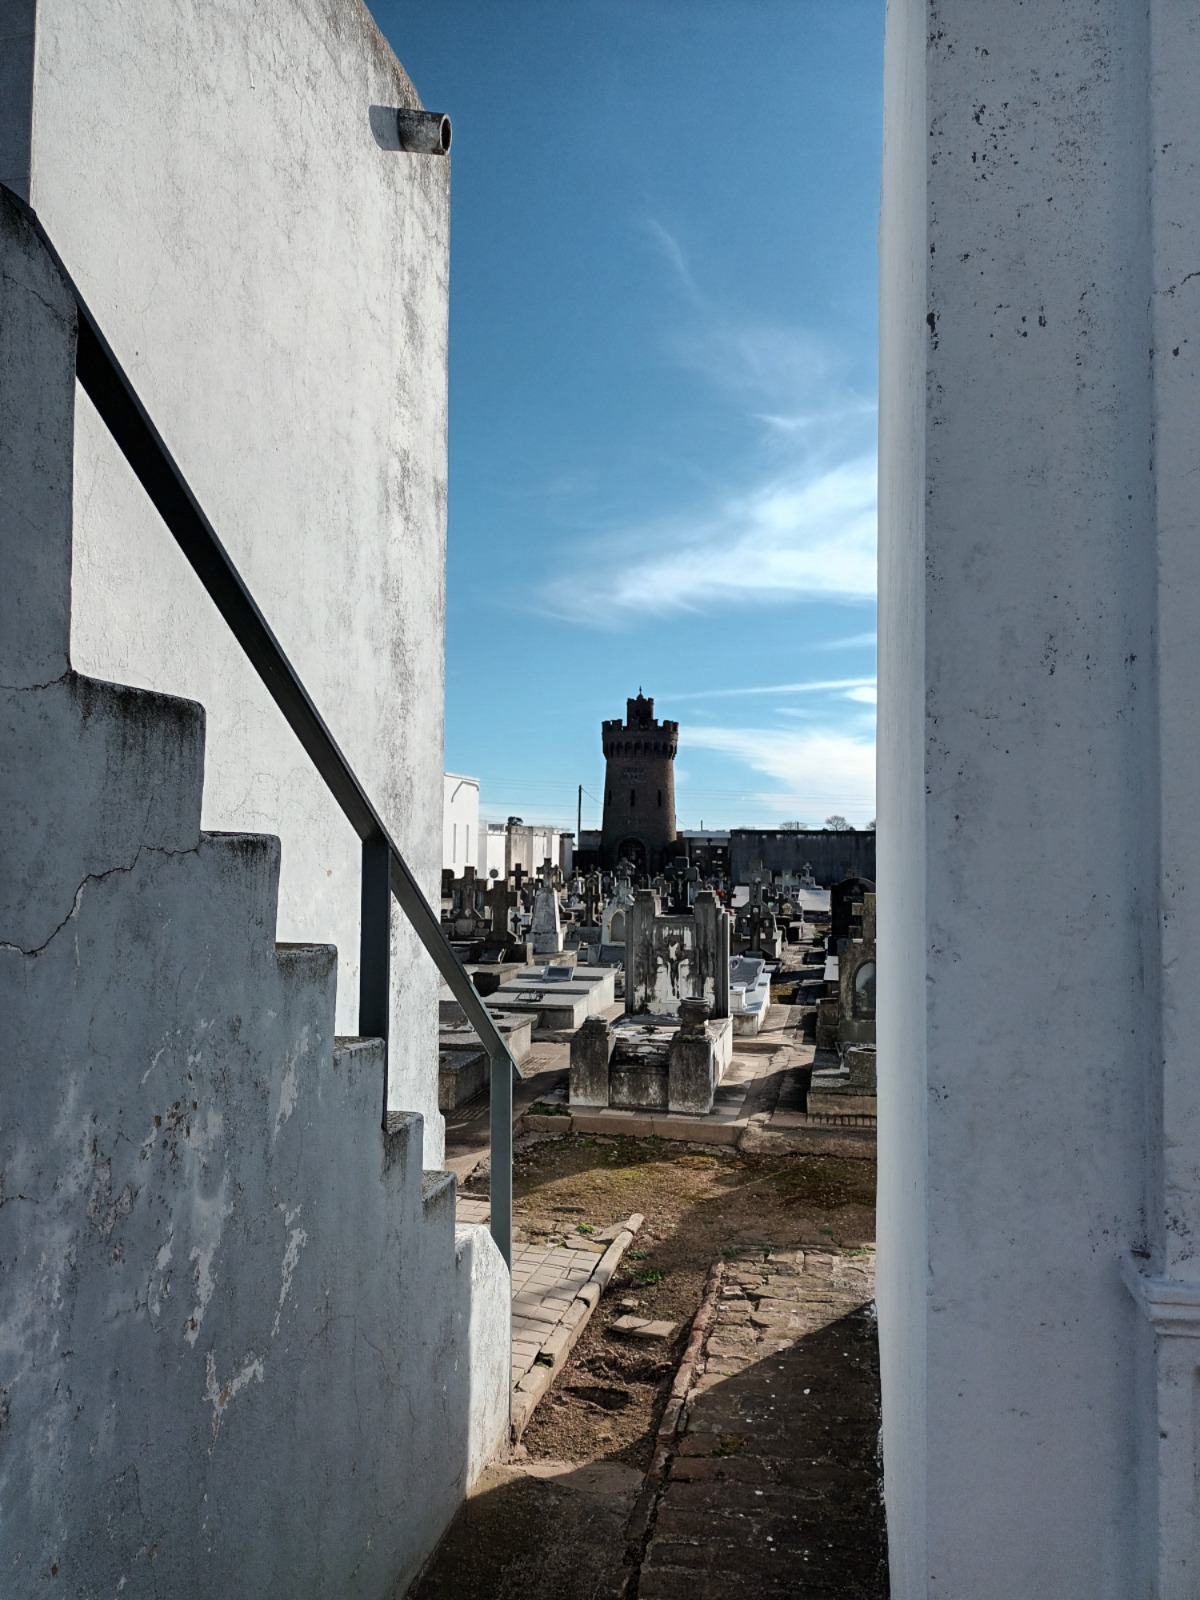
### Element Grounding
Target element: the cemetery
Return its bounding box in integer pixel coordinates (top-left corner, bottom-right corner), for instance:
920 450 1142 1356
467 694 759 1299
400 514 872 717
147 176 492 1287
9 0 1187 1592
433 815 882 1158
434 785 882 1141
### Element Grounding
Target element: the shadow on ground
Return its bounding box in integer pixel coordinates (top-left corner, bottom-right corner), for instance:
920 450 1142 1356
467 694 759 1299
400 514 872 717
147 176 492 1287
407 1307 884 1600
404 1457 638 1600
638 1306 886 1599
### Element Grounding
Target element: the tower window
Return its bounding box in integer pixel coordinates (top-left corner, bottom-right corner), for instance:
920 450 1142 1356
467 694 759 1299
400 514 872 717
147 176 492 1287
630 789 636 809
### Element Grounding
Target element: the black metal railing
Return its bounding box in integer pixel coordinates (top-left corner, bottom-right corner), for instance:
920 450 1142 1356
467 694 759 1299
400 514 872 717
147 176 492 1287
5 187 519 1270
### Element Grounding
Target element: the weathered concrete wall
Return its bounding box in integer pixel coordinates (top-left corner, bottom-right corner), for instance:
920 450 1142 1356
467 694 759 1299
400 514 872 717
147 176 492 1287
877 2 1183 1592
4 0 449 1163
729 828 875 888
0 193 509 1597
1135 7 1200 1592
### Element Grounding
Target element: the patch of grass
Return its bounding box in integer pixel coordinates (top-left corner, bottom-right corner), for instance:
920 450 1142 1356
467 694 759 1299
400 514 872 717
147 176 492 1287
626 1249 647 1261
630 1268 664 1286
576 1222 595 1236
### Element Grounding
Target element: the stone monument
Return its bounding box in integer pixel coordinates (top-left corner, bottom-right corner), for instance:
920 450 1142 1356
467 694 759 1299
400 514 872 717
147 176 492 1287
529 860 563 957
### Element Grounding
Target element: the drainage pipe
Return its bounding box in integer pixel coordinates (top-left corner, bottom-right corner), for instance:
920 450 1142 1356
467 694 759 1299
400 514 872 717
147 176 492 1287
396 109 451 154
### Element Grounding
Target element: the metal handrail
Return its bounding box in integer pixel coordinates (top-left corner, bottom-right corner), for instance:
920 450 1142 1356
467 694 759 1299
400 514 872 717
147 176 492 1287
5 187 520 1270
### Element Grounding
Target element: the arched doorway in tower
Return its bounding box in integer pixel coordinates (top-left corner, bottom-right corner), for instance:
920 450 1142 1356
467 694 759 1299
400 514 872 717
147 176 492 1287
616 838 647 876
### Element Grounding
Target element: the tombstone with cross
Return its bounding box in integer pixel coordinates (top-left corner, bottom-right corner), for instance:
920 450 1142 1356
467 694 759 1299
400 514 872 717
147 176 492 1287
530 863 564 956
487 877 518 942
446 866 490 938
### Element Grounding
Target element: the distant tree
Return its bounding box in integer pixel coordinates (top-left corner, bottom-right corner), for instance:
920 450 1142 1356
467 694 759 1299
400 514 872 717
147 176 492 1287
780 820 803 832
866 819 876 830
825 814 852 831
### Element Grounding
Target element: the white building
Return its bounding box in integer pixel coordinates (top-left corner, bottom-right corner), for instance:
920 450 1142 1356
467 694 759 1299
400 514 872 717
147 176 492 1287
0 1 507 1591
879 3 1200 1595
477 818 573 880
443 773 479 876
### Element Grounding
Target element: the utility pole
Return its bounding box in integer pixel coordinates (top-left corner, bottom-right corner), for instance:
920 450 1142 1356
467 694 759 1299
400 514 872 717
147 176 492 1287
577 783 582 843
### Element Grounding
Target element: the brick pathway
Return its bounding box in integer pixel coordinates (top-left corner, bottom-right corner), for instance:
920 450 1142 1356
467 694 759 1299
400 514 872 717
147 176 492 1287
457 1195 641 1438
509 1239 605 1387
631 1245 885 1599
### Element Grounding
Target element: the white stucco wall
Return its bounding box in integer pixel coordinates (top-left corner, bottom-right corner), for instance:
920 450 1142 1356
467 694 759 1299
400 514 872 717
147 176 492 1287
0 184 510 1600
9 0 449 1164
875 2 927 1592
478 822 507 880
877 3 1200 1593
443 773 480 876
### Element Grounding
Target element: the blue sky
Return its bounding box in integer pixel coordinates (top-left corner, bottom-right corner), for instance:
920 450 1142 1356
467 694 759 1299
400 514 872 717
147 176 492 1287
376 0 883 831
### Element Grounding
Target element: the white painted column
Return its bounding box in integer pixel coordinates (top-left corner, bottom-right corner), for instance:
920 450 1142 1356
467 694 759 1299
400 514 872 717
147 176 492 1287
879 3 1168 1593
876 2 928 1592
1133 7 1200 1595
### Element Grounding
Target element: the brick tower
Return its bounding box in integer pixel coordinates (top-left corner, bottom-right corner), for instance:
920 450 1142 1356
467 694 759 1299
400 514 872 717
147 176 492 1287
600 693 678 873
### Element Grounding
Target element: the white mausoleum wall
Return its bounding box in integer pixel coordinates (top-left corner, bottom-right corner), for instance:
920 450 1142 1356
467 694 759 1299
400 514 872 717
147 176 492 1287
443 774 480 875
877 2 1200 1593
479 821 507 880
8 0 449 1163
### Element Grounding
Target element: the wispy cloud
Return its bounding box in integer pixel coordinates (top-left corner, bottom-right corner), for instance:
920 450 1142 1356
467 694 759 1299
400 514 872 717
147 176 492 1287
758 400 878 437
534 218 877 631
497 468 598 501
670 676 875 702
666 317 876 458
818 631 877 652
682 723 876 825
642 218 701 304
537 455 876 625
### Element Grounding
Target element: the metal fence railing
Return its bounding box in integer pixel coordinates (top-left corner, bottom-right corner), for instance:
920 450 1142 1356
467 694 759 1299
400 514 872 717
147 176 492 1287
5 186 520 1271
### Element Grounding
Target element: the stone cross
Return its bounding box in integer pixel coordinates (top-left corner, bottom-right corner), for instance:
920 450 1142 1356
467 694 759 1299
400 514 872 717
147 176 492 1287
487 879 516 940
748 864 768 909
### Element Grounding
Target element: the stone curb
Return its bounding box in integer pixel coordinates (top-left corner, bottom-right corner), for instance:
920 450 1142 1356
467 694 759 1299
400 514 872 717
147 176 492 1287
517 1107 876 1154
738 1121 876 1157
521 1112 573 1134
510 1210 643 1444
614 1257 726 1598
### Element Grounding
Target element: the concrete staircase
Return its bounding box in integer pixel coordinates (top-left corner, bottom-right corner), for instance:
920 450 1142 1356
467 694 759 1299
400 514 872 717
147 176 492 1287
0 184 506 1599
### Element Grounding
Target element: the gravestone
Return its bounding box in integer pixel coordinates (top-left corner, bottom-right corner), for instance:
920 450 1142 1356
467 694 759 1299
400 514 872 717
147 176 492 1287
838 890 876 1049
487 878 516 941
529 871 563 957
445 866 489 941
600 873 635 948
625 889 730 1018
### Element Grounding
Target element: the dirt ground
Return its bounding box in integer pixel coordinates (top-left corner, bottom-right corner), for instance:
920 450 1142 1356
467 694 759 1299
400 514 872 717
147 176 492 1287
409 1133 880 1599
500 1134 876 1473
